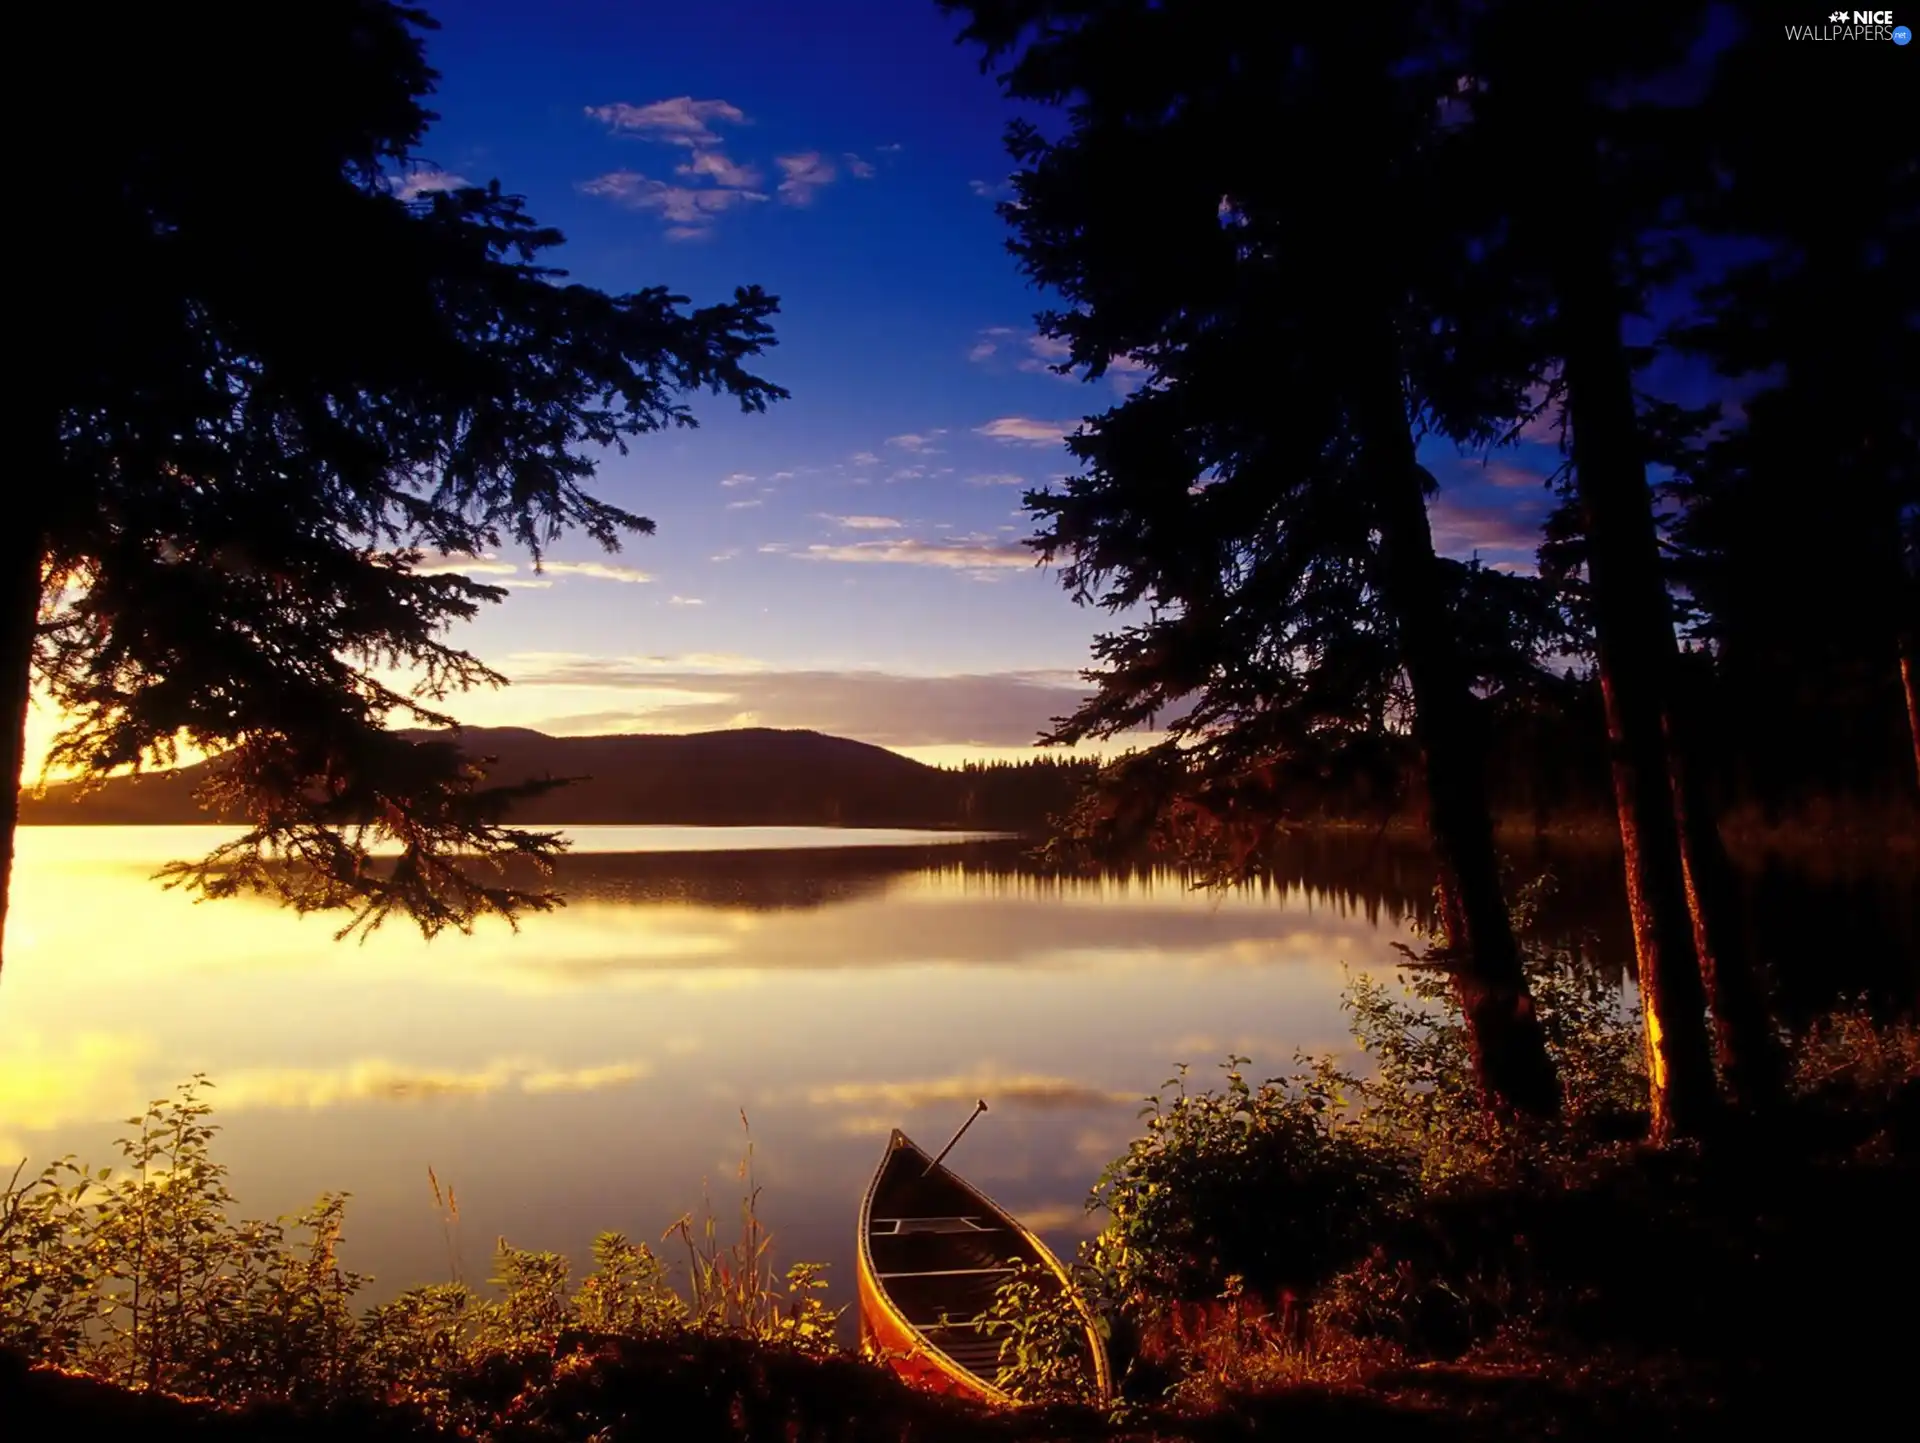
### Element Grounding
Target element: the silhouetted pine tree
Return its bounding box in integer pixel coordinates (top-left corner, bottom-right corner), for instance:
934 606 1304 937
2 2 785 974
946 1 1563 1118
1672 16 1920 801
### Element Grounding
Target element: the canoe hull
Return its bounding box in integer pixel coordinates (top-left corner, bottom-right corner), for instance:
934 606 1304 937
857 1260 1000 1402
855 1129 1110 1406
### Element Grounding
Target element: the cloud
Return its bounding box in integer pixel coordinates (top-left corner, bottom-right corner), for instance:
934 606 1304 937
969 177 1014 200
725 498 763 510
843 152 876 179
404 554 520 576
502 659 1091 747
719 472 757 487
213 1056 651 1110
577 170 768 238
776 151 836 205
675 148 761 188
1427 495 1544 556
886 430 947 453
823 515 905 531
541 560 655 584
886 466 926 483
394 169 470 201
976 417 1077 446
966 325 1020 364
793 537 1033 570
877 142 904 155
805 1069 1134 1112
966 473 1027 488
668 595 705 606
848 451 880 466
1483 460 1548 490
1016 333 1073 374
585 97 748 148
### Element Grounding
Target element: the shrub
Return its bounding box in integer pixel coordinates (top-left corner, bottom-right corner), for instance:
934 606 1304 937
1086 1054 1415 1318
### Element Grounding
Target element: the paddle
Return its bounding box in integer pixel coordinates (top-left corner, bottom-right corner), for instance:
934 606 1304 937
922 1098 989 1175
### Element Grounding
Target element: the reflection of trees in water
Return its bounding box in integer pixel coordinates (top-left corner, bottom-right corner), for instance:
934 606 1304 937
548 836 1918 1019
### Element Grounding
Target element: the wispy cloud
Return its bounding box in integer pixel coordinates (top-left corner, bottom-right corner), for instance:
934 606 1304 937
966 325 1019 363
843 152 876 179
1016 333 1073 374
404 554 520 577
1482 460 1548 490
585 97 748 147
775 151 836 205
719 472 757 488
540 560 655 585
823 515 905 531
886 430 947 453
976 417 1077 446
1427 495 1544 556
969 177 1015 200
724 498 762 510
668 595 705 606
577 170 767 239
393 169 470 201
792 537 1032 570
848 451 880 467
966 473 1027 487
675 148 761 188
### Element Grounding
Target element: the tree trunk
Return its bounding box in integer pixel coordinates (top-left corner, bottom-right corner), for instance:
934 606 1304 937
1559 252 1721 1144
1367 361 1561 1121
1665 700 1787 1114
1903 637 1920 798
0 522 44 983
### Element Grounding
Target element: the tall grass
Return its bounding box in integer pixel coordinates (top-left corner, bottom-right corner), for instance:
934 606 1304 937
1 1080 839 1423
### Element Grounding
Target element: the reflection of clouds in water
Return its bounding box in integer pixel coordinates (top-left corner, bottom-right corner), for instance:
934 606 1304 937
802 1069 1135 1113
215 1057 654 1110
0 1030 155 1159
1018 1203 1101 1235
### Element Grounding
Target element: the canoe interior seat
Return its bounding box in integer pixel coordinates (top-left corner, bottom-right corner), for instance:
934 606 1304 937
869 1223 1018 1279
870 1216 994 1235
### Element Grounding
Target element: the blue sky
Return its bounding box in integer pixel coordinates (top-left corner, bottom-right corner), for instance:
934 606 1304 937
334 1 1565 762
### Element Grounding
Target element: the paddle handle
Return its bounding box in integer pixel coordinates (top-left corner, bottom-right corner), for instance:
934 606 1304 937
923 1098 989 1175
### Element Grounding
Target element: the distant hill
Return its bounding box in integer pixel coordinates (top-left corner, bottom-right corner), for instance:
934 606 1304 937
13 726 1087 831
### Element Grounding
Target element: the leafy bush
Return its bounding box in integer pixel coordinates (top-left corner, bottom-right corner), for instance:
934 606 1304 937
971 1257 1105 1405
1086 1054 1415 1317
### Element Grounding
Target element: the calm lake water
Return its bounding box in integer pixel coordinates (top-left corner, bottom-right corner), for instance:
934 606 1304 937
3 825 1914 1326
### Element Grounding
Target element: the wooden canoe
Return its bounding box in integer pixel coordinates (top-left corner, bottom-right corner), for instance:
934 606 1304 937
855 1128 1111 1405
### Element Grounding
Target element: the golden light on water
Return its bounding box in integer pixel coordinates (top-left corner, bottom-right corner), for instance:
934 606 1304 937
1 825 1400 1305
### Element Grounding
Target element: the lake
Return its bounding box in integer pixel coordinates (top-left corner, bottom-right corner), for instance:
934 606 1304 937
3 824 1914 1328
